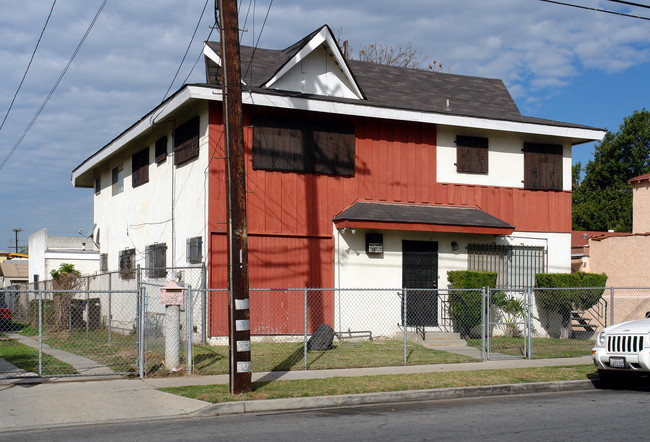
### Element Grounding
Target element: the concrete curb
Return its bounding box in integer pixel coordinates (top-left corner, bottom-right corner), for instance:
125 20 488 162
192 379 598 416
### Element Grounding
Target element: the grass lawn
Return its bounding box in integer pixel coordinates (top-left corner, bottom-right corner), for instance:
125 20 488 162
159 365 597 403
0 337 77 375
193 340 478 375
466 336 594 358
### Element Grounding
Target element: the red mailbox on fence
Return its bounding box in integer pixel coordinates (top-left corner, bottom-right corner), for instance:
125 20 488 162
161 280 184 306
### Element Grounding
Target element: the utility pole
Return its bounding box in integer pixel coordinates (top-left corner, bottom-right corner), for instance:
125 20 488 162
13 228 22 253
218 0 252 394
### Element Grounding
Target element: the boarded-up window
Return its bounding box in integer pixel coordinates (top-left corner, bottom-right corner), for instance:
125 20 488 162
523 143 563 190
145 243 167 278
174 117 200 165
155 136 167 164
252 116 355 176
186 236 202 264
119 248 135 279
132 147 149 187
100 253 108 272
456 135 488 174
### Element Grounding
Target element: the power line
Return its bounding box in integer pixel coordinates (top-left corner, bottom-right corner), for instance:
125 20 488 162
606 0 650 10
243 0 274 81
538 0 650 20
159 0 210 103
0 0 108 174
0 0 57 135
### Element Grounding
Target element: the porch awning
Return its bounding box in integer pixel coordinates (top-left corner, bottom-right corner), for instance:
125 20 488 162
333 201 515 235
0 261 29 281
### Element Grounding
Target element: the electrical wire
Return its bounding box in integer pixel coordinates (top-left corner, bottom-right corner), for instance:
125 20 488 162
243 0 273 81
0 0 57 135
159 0 209 103
606 0 650 10
150 0 210 126
537 0 650 20
0 0 108 173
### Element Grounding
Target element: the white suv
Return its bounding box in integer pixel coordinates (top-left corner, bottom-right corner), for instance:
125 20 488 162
592 316 650 383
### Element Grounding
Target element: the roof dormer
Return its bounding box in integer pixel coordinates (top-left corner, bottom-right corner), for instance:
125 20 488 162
263 26 363 99
203 25 364 100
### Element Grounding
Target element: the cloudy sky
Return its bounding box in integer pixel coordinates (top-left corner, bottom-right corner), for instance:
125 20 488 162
0 0 648 251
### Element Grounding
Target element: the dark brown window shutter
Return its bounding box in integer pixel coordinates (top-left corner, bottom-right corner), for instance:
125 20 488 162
456 136 488 173
155 136 167 164
523 143 563 190
174 117 200 165
132 147 149 187
252 116 355 176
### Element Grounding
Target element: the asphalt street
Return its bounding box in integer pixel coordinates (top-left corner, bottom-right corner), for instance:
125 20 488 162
3 388 650 442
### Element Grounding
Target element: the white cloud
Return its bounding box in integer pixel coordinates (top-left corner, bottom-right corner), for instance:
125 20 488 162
0 0 648 243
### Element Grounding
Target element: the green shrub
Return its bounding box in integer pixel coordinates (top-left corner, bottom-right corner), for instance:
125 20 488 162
447 271 498 338
535 272 608 338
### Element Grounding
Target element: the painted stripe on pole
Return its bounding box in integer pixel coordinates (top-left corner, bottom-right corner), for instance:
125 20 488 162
236 319 250 331
237 361 251 373
235 298 249 310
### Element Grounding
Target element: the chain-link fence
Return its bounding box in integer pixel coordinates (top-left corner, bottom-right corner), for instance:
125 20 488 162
3 277 650 379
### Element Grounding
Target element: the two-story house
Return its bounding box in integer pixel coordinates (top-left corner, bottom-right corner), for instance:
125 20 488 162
71 26 605 337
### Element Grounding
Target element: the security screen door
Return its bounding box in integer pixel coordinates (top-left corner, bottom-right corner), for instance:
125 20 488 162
402 240 438 326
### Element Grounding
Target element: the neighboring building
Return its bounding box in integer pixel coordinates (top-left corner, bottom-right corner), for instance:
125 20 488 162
28 228 100 283
0 257 28 289
588 173 650 287
71 26 605 337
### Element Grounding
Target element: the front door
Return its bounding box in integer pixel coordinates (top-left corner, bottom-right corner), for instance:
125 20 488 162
402 240 438 327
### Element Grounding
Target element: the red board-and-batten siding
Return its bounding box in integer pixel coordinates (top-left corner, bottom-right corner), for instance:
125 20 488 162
207 103 571 335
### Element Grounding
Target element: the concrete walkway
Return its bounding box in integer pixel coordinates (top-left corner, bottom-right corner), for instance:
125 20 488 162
0 356 595 432
7 333 113 376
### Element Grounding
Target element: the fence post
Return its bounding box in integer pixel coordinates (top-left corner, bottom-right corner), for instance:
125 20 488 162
108 274 112 345
304 288 308 370
137 265 145 379
527 287 532 360
201 264 207 345
38 287 43 376
481 287 486 362
610 287 615 326
187 285 193 374
403 289 408 366
85 278 90 339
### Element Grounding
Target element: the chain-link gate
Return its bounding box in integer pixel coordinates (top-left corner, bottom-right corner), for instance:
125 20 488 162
485 287 531 360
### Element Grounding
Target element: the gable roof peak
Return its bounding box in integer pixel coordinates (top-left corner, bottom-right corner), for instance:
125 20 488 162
263 24 364 99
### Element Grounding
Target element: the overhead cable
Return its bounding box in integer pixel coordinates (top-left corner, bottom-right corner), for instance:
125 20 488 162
243 0 274 81
538 0 650 20
0 0 57 135
0 0 108 173
606 0 650 10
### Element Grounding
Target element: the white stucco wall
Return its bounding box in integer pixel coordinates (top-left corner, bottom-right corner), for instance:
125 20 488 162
28 228 100 282
436 126 572 191
92 102 209 274
333 225 570 338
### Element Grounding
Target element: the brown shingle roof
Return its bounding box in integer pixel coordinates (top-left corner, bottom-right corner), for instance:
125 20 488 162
205 26 601 130
333 201 514 231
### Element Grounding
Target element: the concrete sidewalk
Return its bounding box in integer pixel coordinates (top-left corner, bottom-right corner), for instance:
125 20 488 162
0 356 594 432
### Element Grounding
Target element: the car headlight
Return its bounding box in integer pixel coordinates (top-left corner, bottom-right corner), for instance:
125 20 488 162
596 330 607 347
